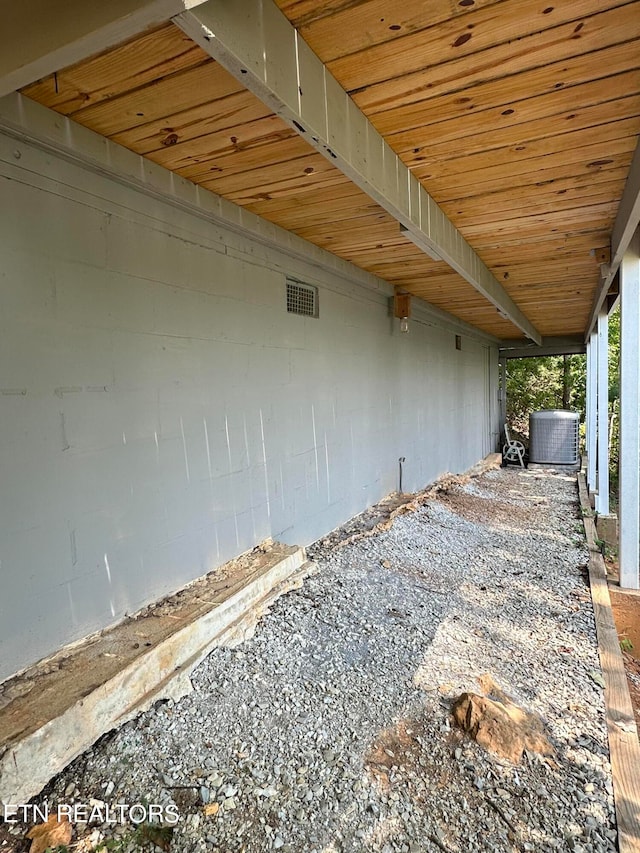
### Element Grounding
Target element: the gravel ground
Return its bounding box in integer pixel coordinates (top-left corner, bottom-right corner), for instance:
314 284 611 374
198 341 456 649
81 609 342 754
15 466 617 852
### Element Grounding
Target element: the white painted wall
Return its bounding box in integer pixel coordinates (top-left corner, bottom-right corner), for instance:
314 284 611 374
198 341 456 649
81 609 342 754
0 124 498 682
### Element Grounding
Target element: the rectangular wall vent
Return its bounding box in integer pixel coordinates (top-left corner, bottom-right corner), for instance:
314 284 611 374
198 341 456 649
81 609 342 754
455 334 462 350
286 278 318 317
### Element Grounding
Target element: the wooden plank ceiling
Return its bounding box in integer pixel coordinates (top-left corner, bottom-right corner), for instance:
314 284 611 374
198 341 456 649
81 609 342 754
21 0 640 340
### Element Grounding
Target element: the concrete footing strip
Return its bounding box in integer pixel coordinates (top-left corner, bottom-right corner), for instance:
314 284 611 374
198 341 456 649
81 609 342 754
0 549 310 809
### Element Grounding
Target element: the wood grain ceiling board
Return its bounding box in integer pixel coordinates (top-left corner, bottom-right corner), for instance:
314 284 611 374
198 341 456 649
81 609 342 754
415 118 640 178
351 5 638 115
247 183 381 228
383 68 640 151
419 144 635 200
365 38 640 130
481 233 611 265
273 0 640 341
276 0 504 55
113 99 278 156
444 178 627 224
22 0 640 342
387 88 640 160
290 0 635 91
21 24 204 114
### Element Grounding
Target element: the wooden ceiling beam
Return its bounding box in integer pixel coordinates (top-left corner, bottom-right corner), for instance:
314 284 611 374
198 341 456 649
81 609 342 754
175 0 541 344
499 336 587 358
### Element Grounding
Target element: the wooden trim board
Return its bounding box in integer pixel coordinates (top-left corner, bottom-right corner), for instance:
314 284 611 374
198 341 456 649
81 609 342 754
0 543 312 810
578 471 640 851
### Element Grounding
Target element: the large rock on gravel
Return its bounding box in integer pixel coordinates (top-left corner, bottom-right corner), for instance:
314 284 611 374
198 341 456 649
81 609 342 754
451 690 553 764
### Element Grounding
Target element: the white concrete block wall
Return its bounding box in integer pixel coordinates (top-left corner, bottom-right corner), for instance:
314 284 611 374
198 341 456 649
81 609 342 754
0 128 497 682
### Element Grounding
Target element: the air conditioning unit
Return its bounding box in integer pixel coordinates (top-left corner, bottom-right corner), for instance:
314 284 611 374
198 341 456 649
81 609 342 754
529 410 580 465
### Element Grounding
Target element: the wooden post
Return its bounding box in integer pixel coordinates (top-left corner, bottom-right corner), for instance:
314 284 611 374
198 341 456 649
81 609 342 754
596 310 609 515
619 227 640 590
499 359 507 435
587 331 598 493
586 340 591 483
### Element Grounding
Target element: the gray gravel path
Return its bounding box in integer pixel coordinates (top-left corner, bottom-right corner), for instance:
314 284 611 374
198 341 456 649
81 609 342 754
26 466 616 852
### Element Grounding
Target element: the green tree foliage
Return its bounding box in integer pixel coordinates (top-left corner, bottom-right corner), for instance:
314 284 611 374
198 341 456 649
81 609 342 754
608 305 620 402
608 306 620 491
506 354 586 437
505 306 621 499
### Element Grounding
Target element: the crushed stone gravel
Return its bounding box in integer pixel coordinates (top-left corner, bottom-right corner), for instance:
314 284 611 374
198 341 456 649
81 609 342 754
17 466 617 852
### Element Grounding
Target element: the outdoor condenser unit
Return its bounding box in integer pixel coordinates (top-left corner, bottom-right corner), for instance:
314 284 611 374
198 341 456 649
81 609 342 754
529 410 580 465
